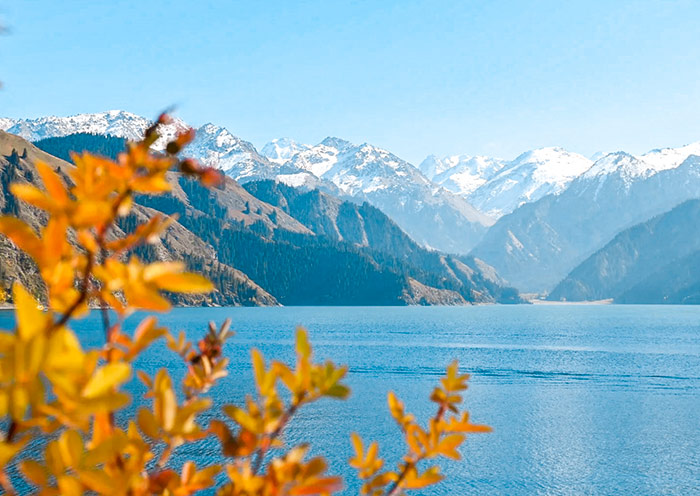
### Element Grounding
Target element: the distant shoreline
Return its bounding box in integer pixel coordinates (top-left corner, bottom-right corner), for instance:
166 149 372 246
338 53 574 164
528 298 614 305
0 299 619 310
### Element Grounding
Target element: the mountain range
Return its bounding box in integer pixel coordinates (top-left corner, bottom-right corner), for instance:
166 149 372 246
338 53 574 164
473 150 700 293
420 147 593 217
3 110 700 304
2 112 493 254
0 128 519 306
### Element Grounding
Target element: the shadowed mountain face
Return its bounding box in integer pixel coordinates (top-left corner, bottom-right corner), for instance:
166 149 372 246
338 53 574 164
242 180 424 256
243 180 522 305
549 200 700 303
12 131 520 306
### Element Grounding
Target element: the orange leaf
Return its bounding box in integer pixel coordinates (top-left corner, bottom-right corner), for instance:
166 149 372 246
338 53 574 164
36 161 70 206
0 216 43 260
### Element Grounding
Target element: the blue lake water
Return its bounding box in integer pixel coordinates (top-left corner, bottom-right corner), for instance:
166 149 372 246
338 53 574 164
2 305 700 495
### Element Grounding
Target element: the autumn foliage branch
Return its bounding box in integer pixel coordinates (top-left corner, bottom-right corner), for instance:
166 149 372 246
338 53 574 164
0 115 489 495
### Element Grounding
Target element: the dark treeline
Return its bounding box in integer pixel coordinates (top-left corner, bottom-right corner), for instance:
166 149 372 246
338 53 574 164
34 133 127 162
137 179 409 305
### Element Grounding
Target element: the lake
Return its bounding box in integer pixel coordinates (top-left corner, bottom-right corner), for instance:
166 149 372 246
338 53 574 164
2 305 700 495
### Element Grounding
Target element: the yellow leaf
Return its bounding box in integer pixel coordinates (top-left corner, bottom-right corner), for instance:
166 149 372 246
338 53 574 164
57 475 83 496
20 460 48 487
350 432 363 461
82 362 131 398
403 466 444 489
9 183 55 211
137 370 153 389
13 282 47 341
289 476 343 495
250 348 275 396
137 408 160 438
224 405 259 433
0 332 13 353
159 387 177 432
76 230 98 253
58 430 83 467
436 434 465 460
78 469 115 493
124 285 171 312
71 200 112 228
296 328 311 359
152 272 213 294
78 392 131 414
45 440 65 476
142 261 184 281
188 464 221 489
42 217 70 263
0 438 27 468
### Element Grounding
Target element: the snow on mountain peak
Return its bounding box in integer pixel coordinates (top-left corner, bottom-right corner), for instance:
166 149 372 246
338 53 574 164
582 152 645 179
0 110 188 150
508 147 592 184
639 141 700 172
261 138 311 164
428 154 506 196
578 142 700 185
463 147 592 217
417 155 451 180
320 136 353 151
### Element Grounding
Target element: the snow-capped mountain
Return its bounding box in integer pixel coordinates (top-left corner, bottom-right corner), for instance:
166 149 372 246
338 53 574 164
8 109 700 271
418 155 460 180
186 123 297 181
274 137 495 253
638 141 700 173
465 147 593 217
423 155 506 197
1 111 493 253
1 110 188 147
0 111 295 182
420 147 592 218
471 145 700 292
261 138 311 165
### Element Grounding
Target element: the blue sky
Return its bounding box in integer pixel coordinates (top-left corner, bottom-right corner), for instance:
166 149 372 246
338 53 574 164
2 1 700 163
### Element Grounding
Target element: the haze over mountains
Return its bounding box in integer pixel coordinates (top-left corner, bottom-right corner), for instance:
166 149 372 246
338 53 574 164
3 110 700 304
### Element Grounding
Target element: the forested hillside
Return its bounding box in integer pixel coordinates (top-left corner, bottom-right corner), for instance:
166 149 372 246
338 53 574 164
550 199 700 303
33 133 126 161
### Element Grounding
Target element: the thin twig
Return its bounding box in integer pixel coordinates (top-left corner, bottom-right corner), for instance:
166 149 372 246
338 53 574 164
251 403 300 475
385 403 448 496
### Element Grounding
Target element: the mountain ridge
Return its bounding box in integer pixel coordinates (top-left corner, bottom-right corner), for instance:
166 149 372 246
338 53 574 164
15 130 520 305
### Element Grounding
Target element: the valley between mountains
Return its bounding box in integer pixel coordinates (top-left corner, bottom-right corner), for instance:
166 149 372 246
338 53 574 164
2 110 700 305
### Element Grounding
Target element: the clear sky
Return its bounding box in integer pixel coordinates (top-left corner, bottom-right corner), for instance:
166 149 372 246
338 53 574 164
2 0 700 164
